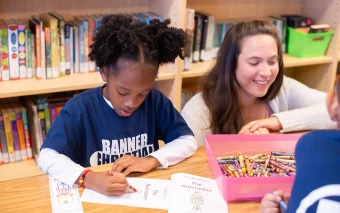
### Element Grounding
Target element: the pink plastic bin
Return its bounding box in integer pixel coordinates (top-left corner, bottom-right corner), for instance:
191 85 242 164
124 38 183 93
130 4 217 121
204 134 303 201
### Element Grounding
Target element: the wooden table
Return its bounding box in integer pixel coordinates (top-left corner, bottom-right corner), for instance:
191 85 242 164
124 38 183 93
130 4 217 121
0 147 260 213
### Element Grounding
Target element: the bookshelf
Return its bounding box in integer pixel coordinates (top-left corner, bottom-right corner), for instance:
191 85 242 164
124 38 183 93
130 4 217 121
0 68 175 99
0 0 340 182
0 0 185 182
182 54 334 79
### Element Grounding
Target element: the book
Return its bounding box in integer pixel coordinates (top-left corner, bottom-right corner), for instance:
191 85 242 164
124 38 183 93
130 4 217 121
81 173 228 212
4 20 20 80
10 102 28 160
0 104 15 162
0 19 9 81
40 13 58 78
15 19 27 79
184 9 195 71
29 16 43 79
49 12 66 76
0 110 9 163
26 29 33 78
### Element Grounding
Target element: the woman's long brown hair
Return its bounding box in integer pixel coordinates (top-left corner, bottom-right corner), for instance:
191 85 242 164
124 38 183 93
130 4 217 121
201 20 284 134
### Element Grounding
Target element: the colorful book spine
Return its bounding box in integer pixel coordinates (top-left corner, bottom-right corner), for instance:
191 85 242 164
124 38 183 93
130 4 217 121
0 21 9 81
0 111 9 163
40 28 46 79
86 16 95 72
7 21 20 80
65 23 71 75
21 107 32 159
49 12 65 76
38 110 46 141
69 26 74 74
72 22 79 73
29 17 42 79
1 107 15 162
44 107 51 133
93 16 101 72
17 22 27 79
45 27 52 79
49 106 56 125
13 107 27 160
31 34 36 78
56 105 63 116
26 29 33 78
9 108 21 161
76 21 85 73
82 18 89 73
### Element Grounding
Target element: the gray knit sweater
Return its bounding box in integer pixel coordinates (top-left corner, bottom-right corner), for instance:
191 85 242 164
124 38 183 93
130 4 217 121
181 76 337 146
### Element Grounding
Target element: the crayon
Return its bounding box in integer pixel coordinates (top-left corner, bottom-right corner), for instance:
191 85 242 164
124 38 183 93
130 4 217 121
237 152 246 174
219 164 229 176
245 158 253 177
232 163 244 177
270 192 288 212
218 159 237 164
272 156 295 160
223 164 235 177
227 164 240 177
272 158 295 164
216 155 237 160
271 151 294 156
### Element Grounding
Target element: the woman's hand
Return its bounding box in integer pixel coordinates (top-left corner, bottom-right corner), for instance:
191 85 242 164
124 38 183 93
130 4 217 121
260 190 287 213
84 171 128 196
111 155 161 176
239 117 282 134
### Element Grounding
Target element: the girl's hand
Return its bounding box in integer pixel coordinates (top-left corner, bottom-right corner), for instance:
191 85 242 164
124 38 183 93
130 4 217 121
239 117 282 134
260 190 287 213
111 155 161 176
84 171 128 196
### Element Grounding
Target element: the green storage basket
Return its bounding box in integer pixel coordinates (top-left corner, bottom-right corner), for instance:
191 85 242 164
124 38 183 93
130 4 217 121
286 27 333 58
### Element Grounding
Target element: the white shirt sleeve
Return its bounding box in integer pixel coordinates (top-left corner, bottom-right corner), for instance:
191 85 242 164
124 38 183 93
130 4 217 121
38 148 85 188
148 135 198 168
271 76 337 132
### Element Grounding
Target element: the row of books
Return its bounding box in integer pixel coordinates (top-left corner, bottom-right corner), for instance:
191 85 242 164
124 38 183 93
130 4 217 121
0 12 163 81
0 90 83 165
183 9 287 71
0 101 33 164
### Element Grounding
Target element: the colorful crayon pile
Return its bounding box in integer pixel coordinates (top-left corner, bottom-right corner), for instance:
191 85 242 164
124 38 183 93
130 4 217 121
217 151 296 177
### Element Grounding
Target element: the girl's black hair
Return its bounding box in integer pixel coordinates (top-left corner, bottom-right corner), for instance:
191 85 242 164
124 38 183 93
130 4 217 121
89 14 186 74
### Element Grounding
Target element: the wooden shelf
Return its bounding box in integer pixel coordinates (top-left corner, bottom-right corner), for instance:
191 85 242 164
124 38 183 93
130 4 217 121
0 68 175 99
182 54 333 79
283 54 333 68
0 159 43 182
182 60 215 78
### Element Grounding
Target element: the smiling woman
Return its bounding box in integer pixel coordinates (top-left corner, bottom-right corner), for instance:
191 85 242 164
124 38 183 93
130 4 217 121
181 20 337 146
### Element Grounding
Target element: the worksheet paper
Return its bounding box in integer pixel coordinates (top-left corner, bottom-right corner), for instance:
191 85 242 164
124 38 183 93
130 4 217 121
81 177 170 209
49 176 84 213
81 173 228 212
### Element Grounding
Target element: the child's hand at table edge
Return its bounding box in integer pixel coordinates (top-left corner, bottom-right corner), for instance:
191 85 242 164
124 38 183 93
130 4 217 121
260 190 287 213
111 155 161 176
84 171 128 196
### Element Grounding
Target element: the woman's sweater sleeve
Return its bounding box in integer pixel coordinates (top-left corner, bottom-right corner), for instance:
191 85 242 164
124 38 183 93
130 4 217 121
181 93 212 146
272 76 337 132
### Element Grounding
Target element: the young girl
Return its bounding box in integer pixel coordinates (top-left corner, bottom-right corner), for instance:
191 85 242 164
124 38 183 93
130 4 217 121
38 14 197 195
181 20 336 146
